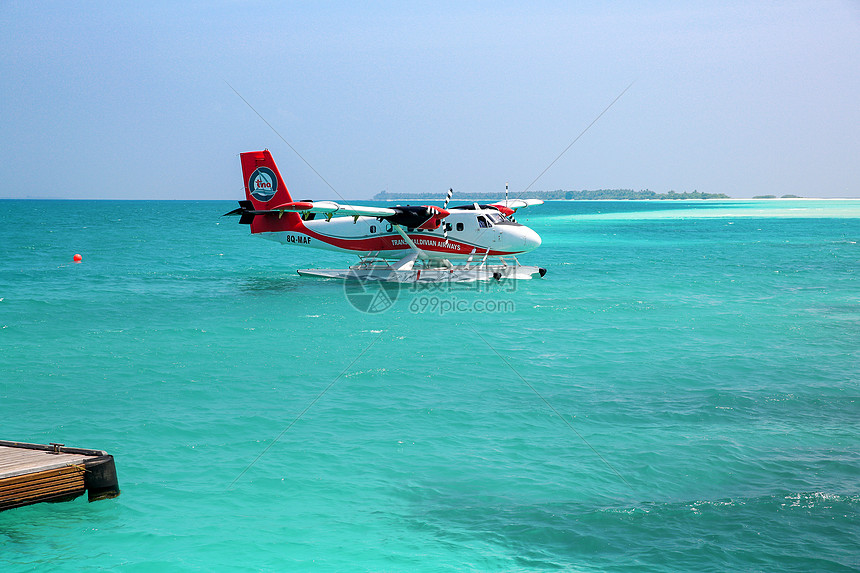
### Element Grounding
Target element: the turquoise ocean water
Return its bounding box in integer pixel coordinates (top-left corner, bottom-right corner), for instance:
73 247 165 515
1 199 857 571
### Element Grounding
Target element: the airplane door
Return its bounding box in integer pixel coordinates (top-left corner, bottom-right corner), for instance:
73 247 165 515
474 215 502 249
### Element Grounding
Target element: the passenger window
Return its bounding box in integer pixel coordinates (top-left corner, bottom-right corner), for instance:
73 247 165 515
370 225 376 233
456 222 464 232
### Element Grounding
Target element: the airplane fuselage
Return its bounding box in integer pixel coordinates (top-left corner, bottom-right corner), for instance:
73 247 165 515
256 207 541 259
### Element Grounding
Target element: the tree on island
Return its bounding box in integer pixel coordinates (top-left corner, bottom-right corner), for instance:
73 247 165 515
752 194 803 199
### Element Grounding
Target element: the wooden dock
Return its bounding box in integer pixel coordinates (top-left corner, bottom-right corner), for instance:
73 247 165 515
0 440 119 512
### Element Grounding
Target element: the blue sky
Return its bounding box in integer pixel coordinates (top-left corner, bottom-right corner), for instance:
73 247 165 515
1 1 858 199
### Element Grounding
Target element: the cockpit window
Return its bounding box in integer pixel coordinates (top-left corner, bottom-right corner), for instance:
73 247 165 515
487 213 504 224
477 216 490 228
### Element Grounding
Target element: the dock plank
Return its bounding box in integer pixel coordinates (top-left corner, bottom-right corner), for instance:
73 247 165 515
0 445 95 480
0 470 86 504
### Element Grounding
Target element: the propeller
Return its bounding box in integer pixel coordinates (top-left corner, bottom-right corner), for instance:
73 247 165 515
443 188 453 241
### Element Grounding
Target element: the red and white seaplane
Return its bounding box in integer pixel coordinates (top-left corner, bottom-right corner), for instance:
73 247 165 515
225 149 546 282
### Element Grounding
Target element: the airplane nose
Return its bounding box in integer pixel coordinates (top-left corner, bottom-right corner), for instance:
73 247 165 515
521 226 541 252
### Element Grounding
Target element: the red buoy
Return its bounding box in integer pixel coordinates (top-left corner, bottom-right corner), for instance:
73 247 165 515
73 254 82 263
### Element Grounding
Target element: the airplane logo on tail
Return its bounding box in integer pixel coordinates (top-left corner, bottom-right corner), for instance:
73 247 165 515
249 167 277 202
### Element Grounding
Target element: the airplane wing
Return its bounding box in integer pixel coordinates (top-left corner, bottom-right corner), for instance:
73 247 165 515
269 201 397 218
490 199 544 210
225 201 450 230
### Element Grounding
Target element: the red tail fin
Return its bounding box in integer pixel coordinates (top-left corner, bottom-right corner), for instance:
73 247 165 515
240 150 302 233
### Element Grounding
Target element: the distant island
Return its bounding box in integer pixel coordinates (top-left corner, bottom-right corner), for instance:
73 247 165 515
753 194 803 199
373 189 730 201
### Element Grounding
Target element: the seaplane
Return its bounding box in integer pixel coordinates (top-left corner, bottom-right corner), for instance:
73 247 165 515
224 149 546 282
